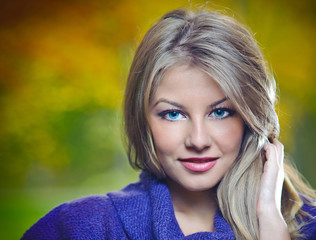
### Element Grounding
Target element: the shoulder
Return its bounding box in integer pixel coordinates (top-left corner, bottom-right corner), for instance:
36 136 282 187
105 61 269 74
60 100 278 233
105 172 157 217
57 195 117 222
22 173 153 240
21 195 119 240
107 177 148 201
300 199 316 240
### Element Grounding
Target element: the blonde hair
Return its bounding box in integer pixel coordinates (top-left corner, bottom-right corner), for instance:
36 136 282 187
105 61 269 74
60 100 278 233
124 8 315 239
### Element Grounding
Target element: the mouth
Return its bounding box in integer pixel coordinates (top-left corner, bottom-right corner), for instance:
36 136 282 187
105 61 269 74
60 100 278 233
179 157 218 172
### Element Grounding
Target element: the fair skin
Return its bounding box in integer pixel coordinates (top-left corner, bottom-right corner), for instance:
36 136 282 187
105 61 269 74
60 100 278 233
148 64 290 239
258 140 290 239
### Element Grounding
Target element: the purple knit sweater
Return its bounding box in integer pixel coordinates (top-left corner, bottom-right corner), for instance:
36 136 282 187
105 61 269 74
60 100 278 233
22 172 316 239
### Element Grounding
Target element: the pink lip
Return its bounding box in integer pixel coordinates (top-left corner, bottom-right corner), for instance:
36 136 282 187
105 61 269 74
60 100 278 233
179 157 218 172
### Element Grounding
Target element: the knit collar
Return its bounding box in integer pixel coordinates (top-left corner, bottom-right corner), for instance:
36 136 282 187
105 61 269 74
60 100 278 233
108 171 235 239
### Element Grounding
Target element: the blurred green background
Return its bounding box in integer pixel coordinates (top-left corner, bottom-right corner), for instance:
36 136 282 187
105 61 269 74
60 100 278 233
0 0 315 239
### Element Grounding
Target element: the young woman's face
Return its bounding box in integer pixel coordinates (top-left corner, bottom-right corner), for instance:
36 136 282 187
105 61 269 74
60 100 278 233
148 65 244 192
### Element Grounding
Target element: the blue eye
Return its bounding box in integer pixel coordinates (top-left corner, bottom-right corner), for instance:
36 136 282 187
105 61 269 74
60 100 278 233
158 110 186 121
214 109 226 118
211 108 234 119
167 111 180 120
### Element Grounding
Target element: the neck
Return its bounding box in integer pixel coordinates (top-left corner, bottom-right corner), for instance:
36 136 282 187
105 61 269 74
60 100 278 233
167 179 218 213
166 178 218 234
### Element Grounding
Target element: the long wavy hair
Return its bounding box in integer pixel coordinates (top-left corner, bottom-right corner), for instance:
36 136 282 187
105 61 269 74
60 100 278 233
124 8 315 240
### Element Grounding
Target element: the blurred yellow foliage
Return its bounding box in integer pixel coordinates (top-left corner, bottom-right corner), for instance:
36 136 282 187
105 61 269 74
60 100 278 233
0 0 315 189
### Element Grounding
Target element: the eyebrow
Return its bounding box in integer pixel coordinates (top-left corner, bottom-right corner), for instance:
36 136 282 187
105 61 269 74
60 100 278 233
153 99 185 109
152 97 228 109
209 97 228 108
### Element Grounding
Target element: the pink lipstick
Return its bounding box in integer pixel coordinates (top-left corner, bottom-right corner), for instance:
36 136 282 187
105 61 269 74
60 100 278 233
179 157 218 172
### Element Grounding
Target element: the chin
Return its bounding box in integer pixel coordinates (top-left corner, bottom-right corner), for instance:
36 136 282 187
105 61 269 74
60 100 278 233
180 179 219 192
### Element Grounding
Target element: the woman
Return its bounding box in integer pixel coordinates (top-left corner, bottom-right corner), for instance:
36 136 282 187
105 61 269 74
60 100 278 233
22 8 316 240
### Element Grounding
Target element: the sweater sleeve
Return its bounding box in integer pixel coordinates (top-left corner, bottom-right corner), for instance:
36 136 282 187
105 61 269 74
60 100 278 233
300 201 316 240
21 195 127 240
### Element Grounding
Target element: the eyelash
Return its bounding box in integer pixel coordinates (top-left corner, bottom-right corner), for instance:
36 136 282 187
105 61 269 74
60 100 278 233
158 109 186 121
211 107 236 119
158 107 236 121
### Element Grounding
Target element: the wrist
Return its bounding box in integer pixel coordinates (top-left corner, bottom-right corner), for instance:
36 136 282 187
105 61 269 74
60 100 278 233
258 208 290 240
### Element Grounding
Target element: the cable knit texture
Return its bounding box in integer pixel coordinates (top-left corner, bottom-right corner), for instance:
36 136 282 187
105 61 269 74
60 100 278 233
22 171 316 240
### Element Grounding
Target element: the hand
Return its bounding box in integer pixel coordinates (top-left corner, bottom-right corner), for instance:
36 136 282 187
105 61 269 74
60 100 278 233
257 139 290 240
257 139 284 213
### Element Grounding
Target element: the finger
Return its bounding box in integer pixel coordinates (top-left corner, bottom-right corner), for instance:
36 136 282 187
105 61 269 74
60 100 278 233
260 140 285 211
272 140 284 168
264 139 284 167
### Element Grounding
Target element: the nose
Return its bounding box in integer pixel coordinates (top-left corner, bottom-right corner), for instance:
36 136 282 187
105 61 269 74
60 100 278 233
185 119 211 152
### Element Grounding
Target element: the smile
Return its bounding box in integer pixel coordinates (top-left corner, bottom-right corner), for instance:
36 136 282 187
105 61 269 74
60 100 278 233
179 157 218 172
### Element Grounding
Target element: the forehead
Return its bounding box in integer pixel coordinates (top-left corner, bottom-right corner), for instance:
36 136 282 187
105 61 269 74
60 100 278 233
152 65 226 102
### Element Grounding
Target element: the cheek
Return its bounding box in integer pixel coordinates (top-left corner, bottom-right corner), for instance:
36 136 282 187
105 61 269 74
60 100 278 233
212 120 244 154
149 120 184 156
